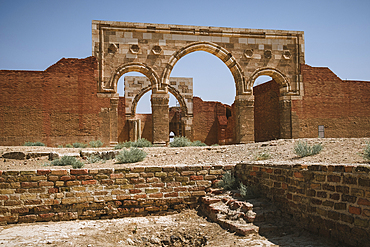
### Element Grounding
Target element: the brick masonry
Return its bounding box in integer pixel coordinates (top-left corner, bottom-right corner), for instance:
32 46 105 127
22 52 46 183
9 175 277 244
292 65 370 138
0 57 111 147
0 165 233 224
235 163 370 246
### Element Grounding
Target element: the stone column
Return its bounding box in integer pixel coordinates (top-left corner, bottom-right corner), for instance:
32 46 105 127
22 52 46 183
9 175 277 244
182 116 193 141
128 118 141 142
234 94 255 143
279 97 292 139
109 97 119 146
151 93 169 146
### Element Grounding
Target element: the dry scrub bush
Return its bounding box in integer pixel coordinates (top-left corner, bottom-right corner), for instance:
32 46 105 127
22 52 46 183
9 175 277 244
89 140 103 148
24 141 45 146
115 138 152 149
294 141 323 157
116 148 147 164
218 171 237 190
51 156 84 168
254 150 271 160
361 141 370 162
170 137 207 147
72 142 88 148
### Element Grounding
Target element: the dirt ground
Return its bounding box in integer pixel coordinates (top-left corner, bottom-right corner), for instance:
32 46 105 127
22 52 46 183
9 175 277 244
0 138 369 171
0 138 368 246
0 209 340 247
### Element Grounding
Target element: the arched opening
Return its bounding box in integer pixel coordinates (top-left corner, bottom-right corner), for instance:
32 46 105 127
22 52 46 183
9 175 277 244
253 75 281 142
117 71 186 144
117 72 152 143
169 50 236 145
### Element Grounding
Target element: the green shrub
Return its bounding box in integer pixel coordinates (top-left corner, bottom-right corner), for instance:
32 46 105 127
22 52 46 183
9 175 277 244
239 182 260 200
57 145 63 148
254 150 271 160
51 156 84 168
218 171 237 190
170 136 191 147
360 141 370 162
87 155 102 164
114 142 125 150
89 140 103 148
131 138 152 148
123 141 133 148
72 142 88 148
116 148 147 164
191 140 207 146
211 144 220 146
114 139 152 149
65 144 73 148
24 141 46 146
294 141 323 158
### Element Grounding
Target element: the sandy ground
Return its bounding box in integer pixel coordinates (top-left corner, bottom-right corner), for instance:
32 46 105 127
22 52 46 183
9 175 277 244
0 209 340 247
0 138 369 171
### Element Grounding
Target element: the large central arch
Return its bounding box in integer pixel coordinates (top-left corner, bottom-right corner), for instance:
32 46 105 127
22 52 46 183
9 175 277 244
162 41 246 95
92 20 305 145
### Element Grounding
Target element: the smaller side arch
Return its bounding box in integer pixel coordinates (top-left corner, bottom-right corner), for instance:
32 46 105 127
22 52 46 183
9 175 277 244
129 85 191 118
167 85 190 116
105 62 159 93
130 86 152 117
247 67 291 95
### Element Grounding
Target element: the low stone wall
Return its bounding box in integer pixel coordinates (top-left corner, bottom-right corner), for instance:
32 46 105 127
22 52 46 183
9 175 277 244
235 163 370 247
0 165 233 224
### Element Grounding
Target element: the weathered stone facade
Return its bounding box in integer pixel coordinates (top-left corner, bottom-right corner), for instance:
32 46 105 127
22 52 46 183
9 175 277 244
93 20 305 145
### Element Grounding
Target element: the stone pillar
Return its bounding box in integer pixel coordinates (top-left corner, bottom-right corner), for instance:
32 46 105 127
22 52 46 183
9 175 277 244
279 97 292 139
128 118 141 142
151 93 169 146
234 94 254 143
109 97 119 146
182 116 193 141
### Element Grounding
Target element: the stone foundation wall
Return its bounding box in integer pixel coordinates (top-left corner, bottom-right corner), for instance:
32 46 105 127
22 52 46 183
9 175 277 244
0 165 233 224
235 163 370 246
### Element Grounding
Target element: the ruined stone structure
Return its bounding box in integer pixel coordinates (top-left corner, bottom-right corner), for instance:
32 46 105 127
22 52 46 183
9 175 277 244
122 76 193 143
93 20 305 145
0 21 369 146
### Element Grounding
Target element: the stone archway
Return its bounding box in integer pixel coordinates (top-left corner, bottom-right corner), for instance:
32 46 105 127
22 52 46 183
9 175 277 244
123 76 193 144
93 20 305 144
162 41 246 95
249 67 294 140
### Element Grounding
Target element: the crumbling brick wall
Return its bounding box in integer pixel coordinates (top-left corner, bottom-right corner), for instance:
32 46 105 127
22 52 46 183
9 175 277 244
253 80 280 142
0 57 111 146
236 163 370 247
292 65 370 138
193 97 235 145
0 165 232 224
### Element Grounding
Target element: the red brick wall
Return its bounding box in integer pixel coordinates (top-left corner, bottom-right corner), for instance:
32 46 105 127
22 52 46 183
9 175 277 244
292 65 370 138
137 114 153 143
253 80 280 142
193 97 234 145
236 163 370 247
0 57 111 146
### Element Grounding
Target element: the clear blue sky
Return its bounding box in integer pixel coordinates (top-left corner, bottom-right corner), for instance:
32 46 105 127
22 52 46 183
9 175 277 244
1 0 369 113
